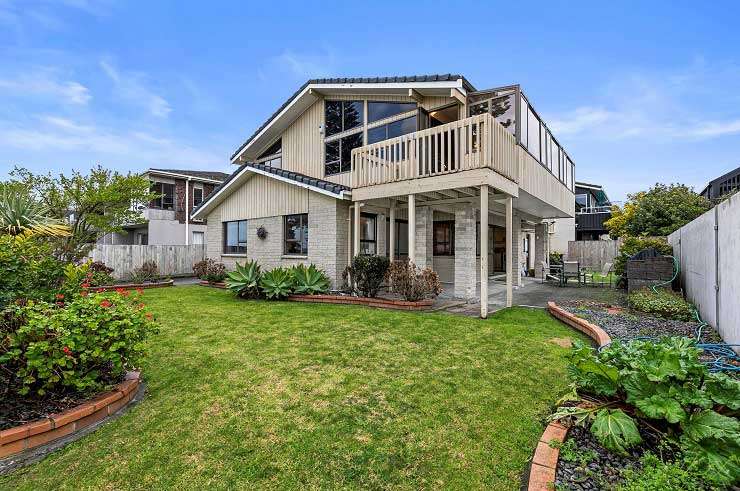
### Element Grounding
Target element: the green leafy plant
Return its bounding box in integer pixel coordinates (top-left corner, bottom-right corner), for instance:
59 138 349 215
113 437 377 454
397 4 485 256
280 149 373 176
259 267 294 299
130 260 160 283
549 251 564 265
0 291 158 396
551 338 740 486
0 189 70 237
614 236 673 276
618 452 711 491
343 255 390 298
0 233 66 308
549 438 598 468
291 264 330 295
225 260 262 298
192 258 227 283
628 288 694 321
386 260 442 301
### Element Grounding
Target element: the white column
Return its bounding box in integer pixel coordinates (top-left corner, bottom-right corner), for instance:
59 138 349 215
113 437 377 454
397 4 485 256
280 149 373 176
389 202 396 262
353 202 361 257
408 194 416 265
454 204 476 300
480 185 488 318
505 196 513 308
184 178 190 245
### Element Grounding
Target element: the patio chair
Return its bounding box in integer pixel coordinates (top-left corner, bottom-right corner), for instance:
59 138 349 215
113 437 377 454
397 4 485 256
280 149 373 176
582 261 614 288
541 261 562 285
561 261 582 286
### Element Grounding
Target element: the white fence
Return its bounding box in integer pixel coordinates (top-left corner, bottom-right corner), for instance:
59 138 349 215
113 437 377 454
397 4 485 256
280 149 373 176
88 245 205 280
566 239 622 270
667 193 740 347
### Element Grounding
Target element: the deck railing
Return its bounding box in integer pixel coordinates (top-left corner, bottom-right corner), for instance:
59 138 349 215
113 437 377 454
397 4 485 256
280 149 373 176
350 113 519 189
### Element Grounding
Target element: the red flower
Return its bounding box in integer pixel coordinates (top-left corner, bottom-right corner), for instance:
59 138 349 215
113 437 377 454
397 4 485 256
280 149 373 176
136 288 144 295
81 283 90 289
100 299 113 308
145 312 153 320
62 346 73 357
55 293 65 300
80 290 88 297
138 302 146 309
55 301 65 307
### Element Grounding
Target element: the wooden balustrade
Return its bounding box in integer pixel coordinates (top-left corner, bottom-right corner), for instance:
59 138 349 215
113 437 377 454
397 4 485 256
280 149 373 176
351 114 518 189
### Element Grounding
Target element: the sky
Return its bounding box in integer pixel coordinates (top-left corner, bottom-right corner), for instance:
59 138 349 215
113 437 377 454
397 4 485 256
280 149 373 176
1 0 739 202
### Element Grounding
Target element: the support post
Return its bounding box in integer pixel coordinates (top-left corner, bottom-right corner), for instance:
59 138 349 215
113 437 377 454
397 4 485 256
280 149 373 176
408 194 416 265
353 202 361 257
389 201 396 262
480 185 488 318
505 196 513 308
184 178 190 245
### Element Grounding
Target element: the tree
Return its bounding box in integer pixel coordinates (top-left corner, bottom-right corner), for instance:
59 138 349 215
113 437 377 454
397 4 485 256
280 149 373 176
8 166 156 261
0 188 70 237
605 183 711 238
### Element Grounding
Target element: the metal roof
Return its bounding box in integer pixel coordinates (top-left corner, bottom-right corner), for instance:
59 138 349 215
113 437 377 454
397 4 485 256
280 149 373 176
149 168 230 181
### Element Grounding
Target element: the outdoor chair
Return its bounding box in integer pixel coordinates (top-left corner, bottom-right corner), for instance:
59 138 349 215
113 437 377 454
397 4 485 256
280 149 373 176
541 261 562 285
561 261 583 286
582 261 614 287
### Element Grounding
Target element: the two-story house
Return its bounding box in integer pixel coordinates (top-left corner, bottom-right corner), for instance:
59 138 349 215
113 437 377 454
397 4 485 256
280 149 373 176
100 168 229 246
191 75 576 317
549 181 612 252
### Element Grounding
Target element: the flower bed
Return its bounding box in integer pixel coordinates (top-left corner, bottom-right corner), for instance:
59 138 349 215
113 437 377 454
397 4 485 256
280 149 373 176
287 294 434 311
87 279 174 292
0 372 141 460
199 280 227 289
547 302 611 347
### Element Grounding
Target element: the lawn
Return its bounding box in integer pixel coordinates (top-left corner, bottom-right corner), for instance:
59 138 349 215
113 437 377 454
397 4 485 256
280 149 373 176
1 286 585 490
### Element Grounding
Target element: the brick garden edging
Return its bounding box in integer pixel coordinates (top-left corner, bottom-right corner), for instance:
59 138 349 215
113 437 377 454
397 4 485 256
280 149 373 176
0 372 141 460
88 279 174 292
547 301 611 347
199 280 227 289
288 294 434 311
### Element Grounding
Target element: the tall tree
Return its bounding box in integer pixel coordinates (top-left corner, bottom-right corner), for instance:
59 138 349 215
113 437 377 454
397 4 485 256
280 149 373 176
605 183 711 237
8 166 156 261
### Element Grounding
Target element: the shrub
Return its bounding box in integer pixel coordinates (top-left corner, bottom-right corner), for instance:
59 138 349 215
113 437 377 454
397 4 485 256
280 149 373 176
386 260 442 301
259 267 294 299
62 261 115 294
291 264 330 295
549 251 563 265
551 337 740 487
614 236 673 276
628 288 695 321
193 258 227 283
0 234 65 308
226 260 262 298
88 261 115 286
130 260 160 283
618 452 711 491
0 291 158 396
343 255 390 298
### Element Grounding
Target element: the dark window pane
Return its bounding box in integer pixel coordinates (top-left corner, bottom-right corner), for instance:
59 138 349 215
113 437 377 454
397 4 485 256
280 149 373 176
325 140 340 175
259 138 282 158
387 116 417 139
284 214 308 255
490 94 515 133
193 188 203 206
367 126 386 144
341 133 363 172
433 221 454 255
469 101 488 116
238 221 247 243
368 102 417 123
325 101 342 136
226 222 238 247
343 101 363 131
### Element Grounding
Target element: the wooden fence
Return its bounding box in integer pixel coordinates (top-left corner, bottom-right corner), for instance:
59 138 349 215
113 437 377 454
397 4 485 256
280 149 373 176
566 239 623 270
88 245 205 279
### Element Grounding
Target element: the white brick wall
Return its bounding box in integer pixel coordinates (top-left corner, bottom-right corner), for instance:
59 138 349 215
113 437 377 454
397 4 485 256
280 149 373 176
510 215 523 287
415 206 433 269
454 205 476 299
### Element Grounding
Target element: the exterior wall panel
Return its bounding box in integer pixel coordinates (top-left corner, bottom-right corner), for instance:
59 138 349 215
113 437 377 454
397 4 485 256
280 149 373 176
219 174 309 222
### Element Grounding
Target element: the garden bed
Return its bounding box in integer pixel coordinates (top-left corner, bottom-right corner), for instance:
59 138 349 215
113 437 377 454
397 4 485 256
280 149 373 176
0 372 141 460
287 294 434 310
87 279 174 292
198 280 227 289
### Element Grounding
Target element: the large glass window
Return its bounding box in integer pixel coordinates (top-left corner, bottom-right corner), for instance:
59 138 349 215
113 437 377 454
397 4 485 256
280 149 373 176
258 138 282 168
467 94 515 134
519 97 529 147
527 107 540 160
386 219 409 257
325 132 363 175
284 214 308 255
151 182 175 210
368 101 416 123
325 100 363 137
359 213 377 255
367 116 417 144
193 187 203 207
223 220 247 254
433 221 454 256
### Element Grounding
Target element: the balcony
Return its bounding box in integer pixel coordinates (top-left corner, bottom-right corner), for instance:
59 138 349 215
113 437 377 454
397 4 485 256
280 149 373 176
575 206 612 232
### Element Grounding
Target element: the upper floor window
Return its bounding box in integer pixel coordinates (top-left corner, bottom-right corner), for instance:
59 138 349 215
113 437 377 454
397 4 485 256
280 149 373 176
325 101 363 137
368 101 416 123
193 186 204 207
284 213 308 255
258 138 282 169
151 181 175 210
325 132 363 176
223 220 247 254
367 116 417 145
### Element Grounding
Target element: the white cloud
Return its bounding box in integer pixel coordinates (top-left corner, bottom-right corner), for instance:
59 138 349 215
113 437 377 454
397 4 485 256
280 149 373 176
100 59 171 118
0 70 92 105
273 49 336 79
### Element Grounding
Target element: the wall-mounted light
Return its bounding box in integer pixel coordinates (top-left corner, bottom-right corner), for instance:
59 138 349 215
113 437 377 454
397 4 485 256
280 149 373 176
318 123 324 136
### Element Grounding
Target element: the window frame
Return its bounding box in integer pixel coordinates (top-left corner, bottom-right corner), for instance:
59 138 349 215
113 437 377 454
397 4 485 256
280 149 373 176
223 220 247 254
283 213 309 256
359 212 377 255
192 186 204 207
433 220 455 256
367 101 418 124
151 181 176 210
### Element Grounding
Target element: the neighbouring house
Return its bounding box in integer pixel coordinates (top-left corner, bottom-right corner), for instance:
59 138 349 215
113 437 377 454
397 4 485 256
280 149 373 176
549 181 612 253
99 169 229 246
700 164 740 202
191 75 576 317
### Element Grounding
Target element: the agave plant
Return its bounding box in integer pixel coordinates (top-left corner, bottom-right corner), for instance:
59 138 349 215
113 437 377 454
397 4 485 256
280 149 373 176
0 190 70 237
259 267 294 299
291 264 330 295
225 260 262 298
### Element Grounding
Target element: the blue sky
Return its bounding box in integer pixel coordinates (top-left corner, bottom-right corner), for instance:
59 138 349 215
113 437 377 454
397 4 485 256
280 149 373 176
1 0 739 202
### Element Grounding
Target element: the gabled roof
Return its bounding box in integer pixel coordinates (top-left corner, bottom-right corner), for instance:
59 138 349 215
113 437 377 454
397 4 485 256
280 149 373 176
190 162 350 219
230 74 475 162
148 168 230 183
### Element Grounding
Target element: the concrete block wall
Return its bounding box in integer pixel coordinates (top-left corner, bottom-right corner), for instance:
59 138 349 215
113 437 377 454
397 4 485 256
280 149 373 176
510 215 523 287
415 206 433 269
454 205 476 299
534 223 548 278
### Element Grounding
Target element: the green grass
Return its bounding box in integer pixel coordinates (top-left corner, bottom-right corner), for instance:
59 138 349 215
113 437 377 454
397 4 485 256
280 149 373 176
1 286 586 490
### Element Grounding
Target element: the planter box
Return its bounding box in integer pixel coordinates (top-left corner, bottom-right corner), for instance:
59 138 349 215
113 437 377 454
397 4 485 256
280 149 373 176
288 294 434 311
88 279 174 292
199 281 228 289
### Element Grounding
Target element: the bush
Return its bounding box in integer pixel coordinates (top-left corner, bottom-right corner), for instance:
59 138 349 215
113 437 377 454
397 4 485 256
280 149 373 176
618 452 711 491
343 255 389 298
551 337 740 487
628 288 695 321
614 236 673 276
192 258 227 283
225 260 262 298
0 234 65 308
88 261 115 286
130 260 160 283
549 251 563 265
291 264 330 295
386 260 442 301
259 267 294 299
0 291 158 396
61 261 115 294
